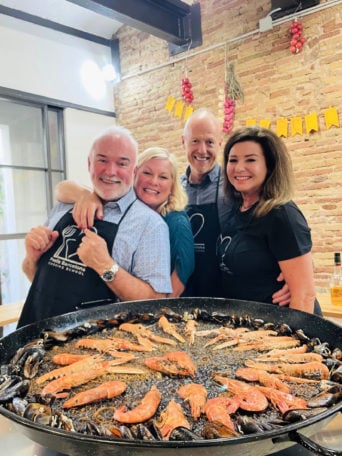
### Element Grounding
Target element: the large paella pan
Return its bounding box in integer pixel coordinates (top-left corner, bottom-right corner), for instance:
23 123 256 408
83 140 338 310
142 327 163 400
0 298 341 456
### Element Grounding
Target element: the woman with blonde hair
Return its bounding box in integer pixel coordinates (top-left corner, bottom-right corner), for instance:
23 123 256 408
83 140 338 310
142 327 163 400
56 147 194 297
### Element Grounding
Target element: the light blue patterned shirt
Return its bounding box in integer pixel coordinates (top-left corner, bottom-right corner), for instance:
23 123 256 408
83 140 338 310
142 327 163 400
46 188 172 294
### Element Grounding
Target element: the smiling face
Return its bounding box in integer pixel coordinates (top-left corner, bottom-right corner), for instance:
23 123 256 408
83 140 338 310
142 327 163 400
182 112 222 183
226 140 268 199
88 133 137 201
135 157 173 211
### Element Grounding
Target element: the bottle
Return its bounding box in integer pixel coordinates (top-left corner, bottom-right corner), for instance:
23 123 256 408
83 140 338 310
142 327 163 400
330 252 342 306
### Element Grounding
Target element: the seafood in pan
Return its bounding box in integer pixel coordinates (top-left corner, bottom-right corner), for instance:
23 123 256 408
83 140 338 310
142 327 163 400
1 307 342 443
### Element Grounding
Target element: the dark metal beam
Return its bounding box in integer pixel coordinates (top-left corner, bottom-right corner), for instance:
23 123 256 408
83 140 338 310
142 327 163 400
67 0 202 50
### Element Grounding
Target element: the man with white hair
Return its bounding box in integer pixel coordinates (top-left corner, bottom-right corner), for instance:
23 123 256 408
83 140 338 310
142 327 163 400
17 125 171 327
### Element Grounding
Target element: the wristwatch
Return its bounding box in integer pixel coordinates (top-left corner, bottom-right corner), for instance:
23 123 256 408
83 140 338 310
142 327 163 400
100 262 119 282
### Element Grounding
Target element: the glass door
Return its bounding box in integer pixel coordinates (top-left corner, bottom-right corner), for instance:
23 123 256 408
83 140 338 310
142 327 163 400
0 98 65 333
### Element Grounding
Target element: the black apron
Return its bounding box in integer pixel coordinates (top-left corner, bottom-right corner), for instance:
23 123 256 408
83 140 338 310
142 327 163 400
17 203 134 328
185 175 222 298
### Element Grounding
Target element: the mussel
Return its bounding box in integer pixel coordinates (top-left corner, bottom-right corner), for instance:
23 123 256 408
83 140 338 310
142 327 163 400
0 375 30 403
23 402 52 425
307 383 342 407
169 426 203 441
283 407 328 423
331 365 342 384
202 421 238 439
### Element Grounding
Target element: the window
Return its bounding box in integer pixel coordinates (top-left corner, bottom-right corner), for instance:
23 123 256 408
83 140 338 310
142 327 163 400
0 97 65 317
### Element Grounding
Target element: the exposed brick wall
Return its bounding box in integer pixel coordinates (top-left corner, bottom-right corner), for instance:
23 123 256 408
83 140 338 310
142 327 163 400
114 0 342 291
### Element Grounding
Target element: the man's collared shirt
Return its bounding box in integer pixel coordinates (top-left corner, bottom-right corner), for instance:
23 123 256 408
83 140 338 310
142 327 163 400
47 188 172 294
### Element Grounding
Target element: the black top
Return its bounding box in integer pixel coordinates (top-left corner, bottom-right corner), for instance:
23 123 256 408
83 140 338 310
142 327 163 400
217 201 312 304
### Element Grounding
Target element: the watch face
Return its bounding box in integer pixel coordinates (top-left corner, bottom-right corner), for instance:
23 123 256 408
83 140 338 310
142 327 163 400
102 270 114 282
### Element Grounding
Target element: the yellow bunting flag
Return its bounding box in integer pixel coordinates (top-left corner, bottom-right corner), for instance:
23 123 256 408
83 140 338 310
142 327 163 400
276 118 288 137
174 100 184 118
305 112 319 133
324 107 339 129
246 118 257 126
291 116 303 136
183 105 194 121
165 95 176 113
259 119 271 129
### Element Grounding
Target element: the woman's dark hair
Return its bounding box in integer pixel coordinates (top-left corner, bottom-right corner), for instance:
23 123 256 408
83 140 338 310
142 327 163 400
222 126 294 216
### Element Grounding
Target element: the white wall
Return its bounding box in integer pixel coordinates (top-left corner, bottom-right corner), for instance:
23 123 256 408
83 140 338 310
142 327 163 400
0 15 115 112
0 14 117 186
64 109 116 185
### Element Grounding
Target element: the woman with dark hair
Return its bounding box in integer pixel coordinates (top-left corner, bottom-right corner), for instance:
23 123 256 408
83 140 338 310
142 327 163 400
218 126 321 315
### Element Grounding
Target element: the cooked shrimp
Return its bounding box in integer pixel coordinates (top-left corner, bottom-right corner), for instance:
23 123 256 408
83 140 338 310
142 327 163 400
62 380 127 409
42 366 110 396
51 353 92 365
256 345 308 360
245 360 330 379
255 352 323 364
177 383 207 420
145 351 196 377
156 399 190 440
119 322 176 347
36 355 103 384
213 375 268 412
76 337 151 353
184 319 198 345
204 396 240 432
235 367 290 393
256 386 307 414
113 385 161 424
158 315 185 343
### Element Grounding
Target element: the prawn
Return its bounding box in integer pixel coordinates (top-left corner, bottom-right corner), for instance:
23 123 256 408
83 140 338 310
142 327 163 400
62 380 127 408
113 385 161 424
145 351 196 378
235 367 290 393
177 383 207 420
158 315 185 343
156 399 190 440
204 396 240 432
119 322 177 347
245 360 330 379
184 319 198 345
256 386 307 414
213 375 268 412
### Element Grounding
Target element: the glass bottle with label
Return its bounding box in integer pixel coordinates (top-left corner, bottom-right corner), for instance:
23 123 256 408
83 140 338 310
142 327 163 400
330 252 342 306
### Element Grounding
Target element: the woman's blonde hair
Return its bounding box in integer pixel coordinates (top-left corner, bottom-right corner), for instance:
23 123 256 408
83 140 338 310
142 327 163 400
136 147 188 216
223 126 294 217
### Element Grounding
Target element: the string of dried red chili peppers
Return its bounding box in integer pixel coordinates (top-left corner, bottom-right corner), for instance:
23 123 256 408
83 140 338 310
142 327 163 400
290 20 306 54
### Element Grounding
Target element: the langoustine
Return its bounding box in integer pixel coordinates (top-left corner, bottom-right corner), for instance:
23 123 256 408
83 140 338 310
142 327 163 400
62 380 127 409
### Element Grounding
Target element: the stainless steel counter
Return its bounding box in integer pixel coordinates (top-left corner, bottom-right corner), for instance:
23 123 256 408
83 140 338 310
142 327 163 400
1 412 341 456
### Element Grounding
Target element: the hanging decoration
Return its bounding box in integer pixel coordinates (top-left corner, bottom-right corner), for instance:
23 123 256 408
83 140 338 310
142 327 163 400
164 41 194 122
324 107 340 129
289 19 306 54
305 112 319 133
222 59 244 133
246 106 340 137
181 77 194 104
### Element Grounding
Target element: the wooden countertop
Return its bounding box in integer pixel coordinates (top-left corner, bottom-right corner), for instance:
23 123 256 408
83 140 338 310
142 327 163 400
0 301 23 327
0 294 341 328
316 293 342 319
